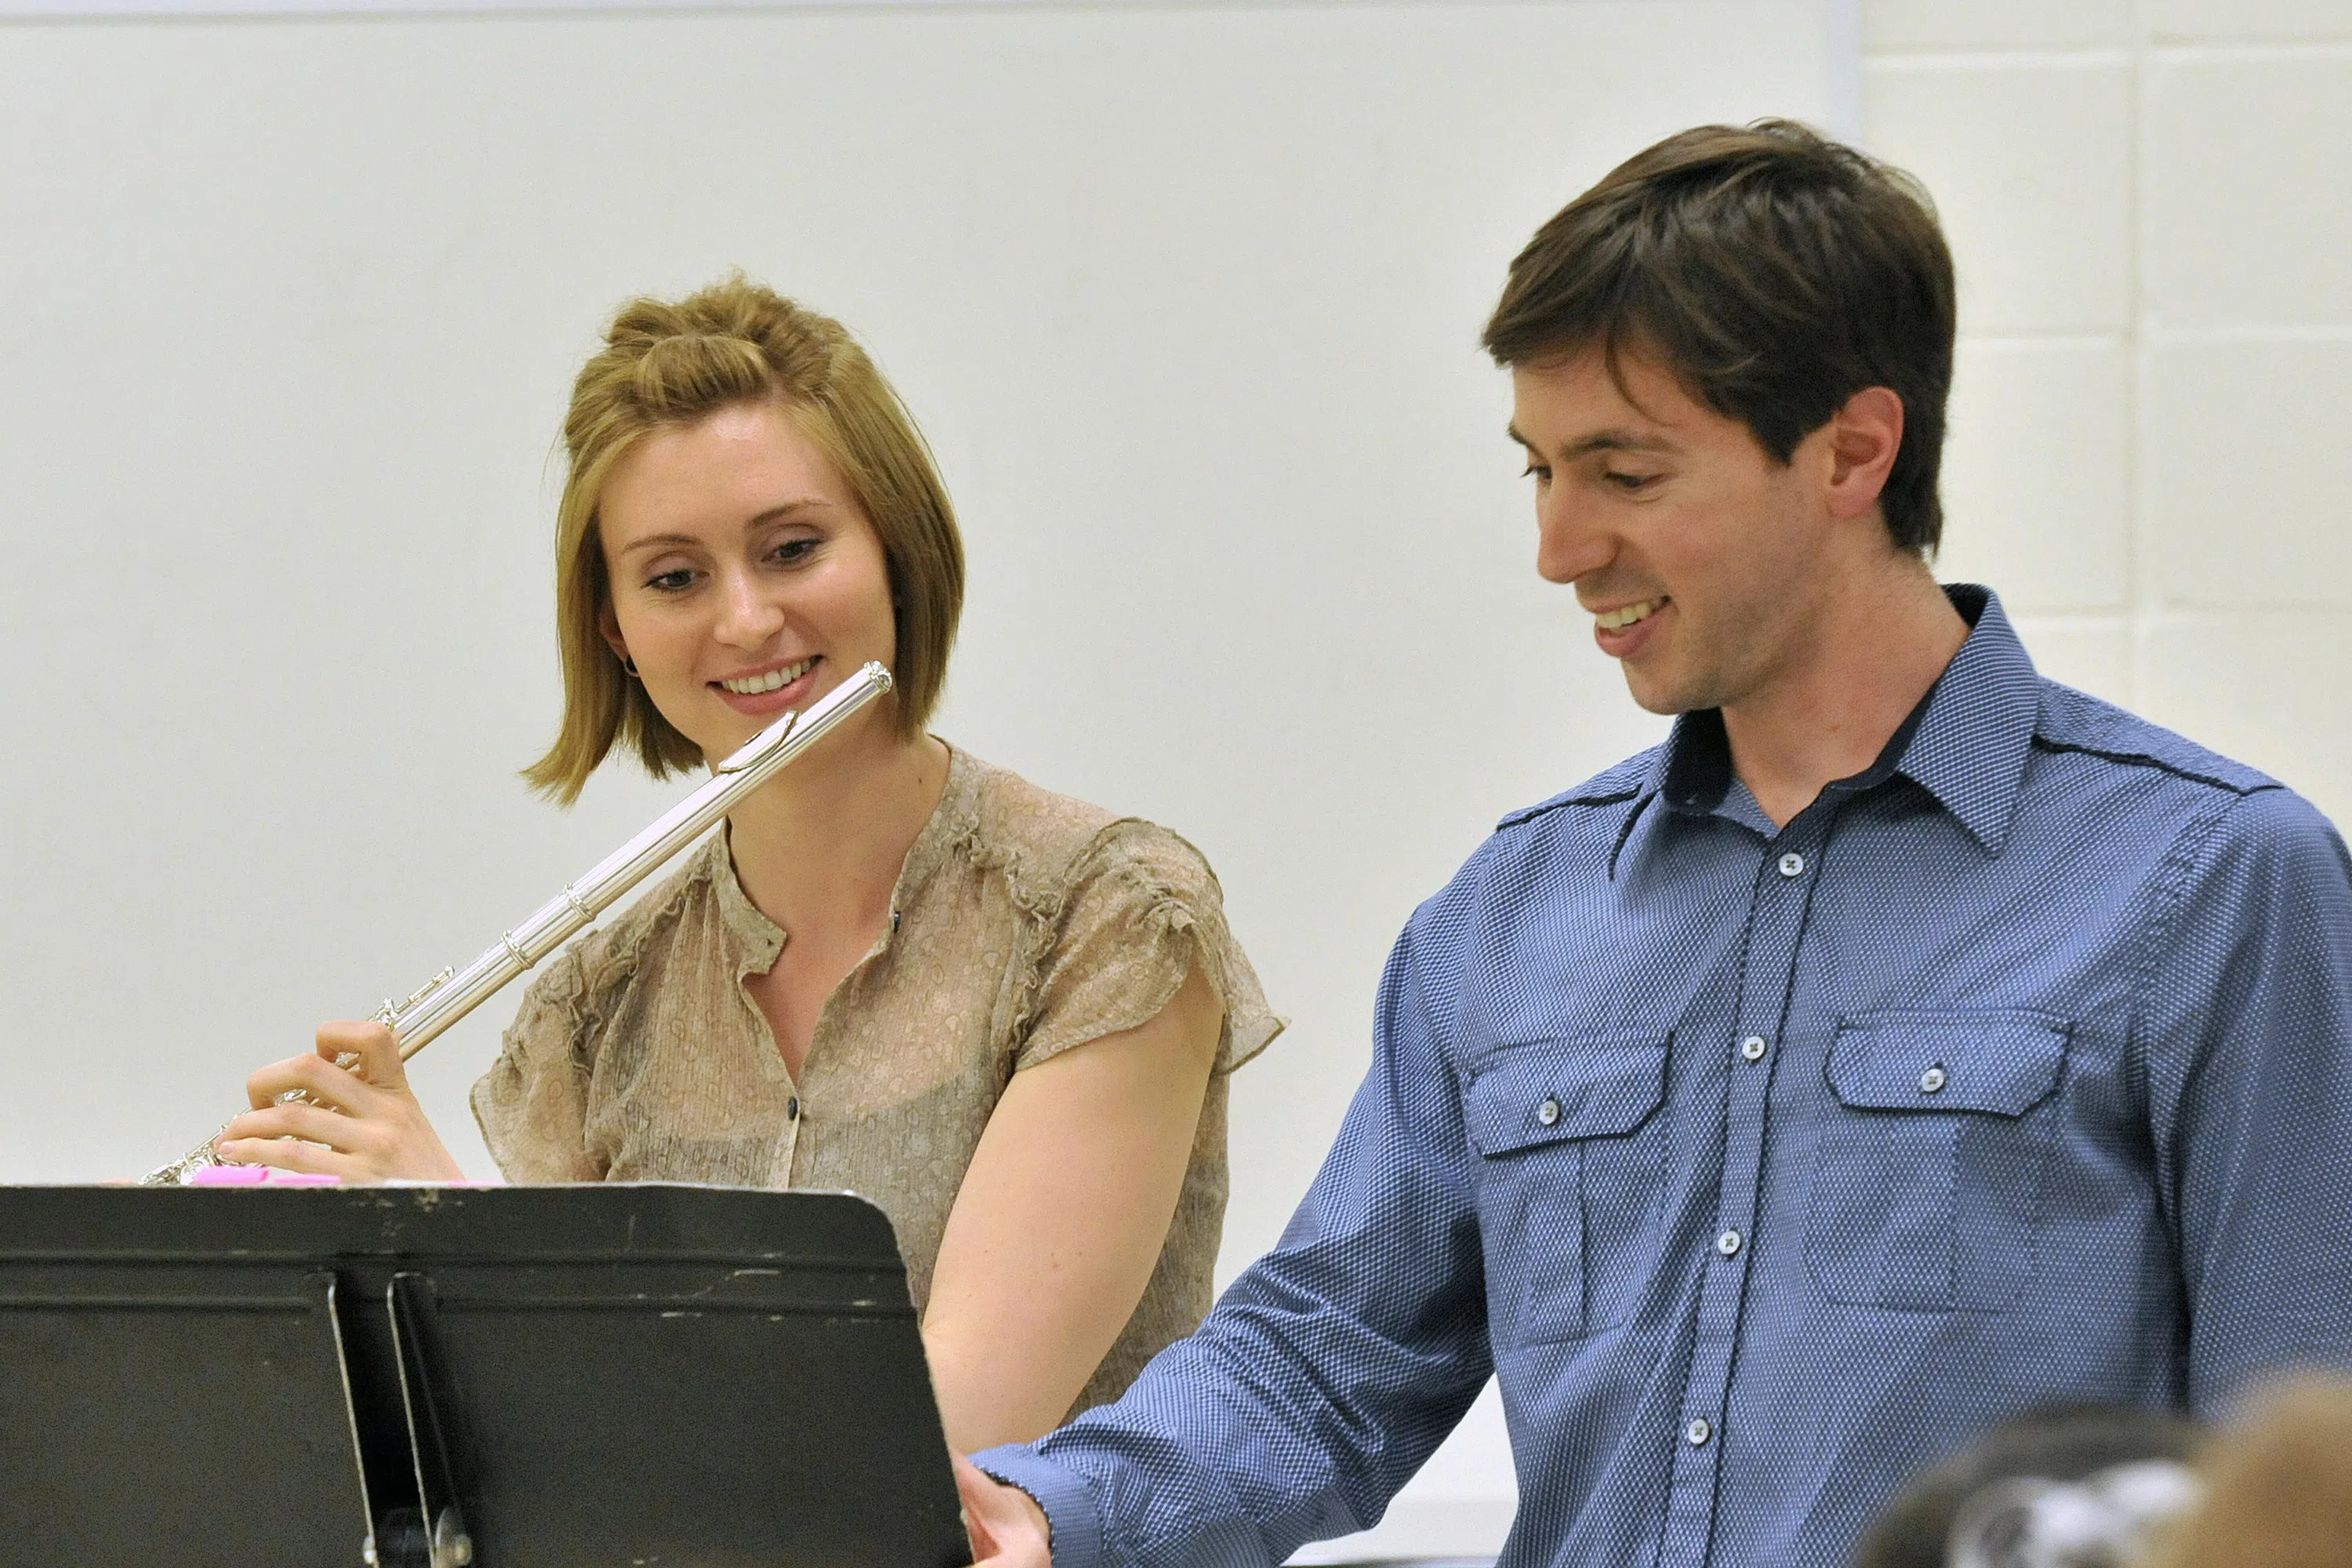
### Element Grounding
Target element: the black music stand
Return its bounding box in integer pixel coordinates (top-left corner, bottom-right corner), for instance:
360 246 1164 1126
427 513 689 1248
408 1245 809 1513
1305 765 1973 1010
0 1183 970 1568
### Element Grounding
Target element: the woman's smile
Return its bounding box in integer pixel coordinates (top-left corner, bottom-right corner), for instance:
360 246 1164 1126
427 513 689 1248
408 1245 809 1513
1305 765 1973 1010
711 653 822 717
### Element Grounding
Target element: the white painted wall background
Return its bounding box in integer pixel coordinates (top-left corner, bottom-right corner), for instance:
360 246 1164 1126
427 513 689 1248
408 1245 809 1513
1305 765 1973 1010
53 1 2284 1559
16 0 2347 1558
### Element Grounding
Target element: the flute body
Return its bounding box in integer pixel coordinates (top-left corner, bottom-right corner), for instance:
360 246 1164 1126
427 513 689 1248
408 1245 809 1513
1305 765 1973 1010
144 660 894 1185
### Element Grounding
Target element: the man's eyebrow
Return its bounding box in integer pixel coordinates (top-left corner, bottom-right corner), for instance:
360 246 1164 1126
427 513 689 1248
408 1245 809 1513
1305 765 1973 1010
1506 424 1675 459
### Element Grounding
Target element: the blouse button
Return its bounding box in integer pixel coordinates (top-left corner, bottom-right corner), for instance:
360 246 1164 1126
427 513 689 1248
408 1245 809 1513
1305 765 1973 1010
786 1097 802 1121
1918 1065 1947 1095
1537 1097 1562 1127
1777 851 1806 878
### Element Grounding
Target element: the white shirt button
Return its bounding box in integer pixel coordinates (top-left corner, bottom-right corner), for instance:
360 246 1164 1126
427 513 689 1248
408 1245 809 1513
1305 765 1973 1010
1740 1036 1768 1062
1537 1096 1562 1127
1686 1417 1714 1446
1715 1229 1743 1257
1777 851 1805 877
1919 1065 1948 1094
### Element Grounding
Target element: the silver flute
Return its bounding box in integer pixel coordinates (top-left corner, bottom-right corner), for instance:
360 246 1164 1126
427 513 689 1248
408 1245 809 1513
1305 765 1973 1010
144 660 894 1185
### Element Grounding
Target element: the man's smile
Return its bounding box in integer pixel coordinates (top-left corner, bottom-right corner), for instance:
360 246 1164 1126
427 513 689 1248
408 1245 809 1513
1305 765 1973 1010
1593 596 1668 631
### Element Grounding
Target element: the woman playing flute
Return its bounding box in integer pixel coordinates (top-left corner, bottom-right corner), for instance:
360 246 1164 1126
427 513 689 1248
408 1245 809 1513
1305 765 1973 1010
217 276 1281 1454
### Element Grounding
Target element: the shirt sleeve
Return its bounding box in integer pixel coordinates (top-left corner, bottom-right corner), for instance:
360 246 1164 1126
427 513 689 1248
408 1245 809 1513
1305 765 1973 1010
469 945 606 1184
973 920 1493 1567
2140 785 2352 1408
1013 822 1283 1077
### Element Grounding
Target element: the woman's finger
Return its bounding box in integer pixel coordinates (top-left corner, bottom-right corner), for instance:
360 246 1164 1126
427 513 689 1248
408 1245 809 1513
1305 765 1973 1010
215 1131 361 1179
246 1051 378 1116
316 1018 408 1090
222 1101 381 1154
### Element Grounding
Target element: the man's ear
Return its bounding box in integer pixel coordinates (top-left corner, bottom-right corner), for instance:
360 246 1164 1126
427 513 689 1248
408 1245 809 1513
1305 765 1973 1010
1823 385 1904 523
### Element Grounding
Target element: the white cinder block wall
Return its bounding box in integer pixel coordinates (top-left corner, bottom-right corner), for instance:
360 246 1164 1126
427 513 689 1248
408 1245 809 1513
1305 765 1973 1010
1864 0 2352 824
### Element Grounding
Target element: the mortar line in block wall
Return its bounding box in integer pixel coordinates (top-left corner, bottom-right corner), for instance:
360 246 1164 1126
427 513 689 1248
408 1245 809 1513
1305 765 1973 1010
2007 612 2137 635
2124 0 2151 708
1824 0 1862 141
2148 325 2352 344
2144 38 2352 63
1864 48 2132 73
1957 331 2133 351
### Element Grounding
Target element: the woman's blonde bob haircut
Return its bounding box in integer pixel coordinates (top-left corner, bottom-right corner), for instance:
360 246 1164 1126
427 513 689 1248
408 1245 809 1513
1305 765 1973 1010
524 276 964 805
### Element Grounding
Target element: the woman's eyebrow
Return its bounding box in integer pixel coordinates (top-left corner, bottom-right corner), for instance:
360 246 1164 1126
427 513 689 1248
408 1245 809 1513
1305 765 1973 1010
618 532 702 560
745 498 833 528
618 499 834 561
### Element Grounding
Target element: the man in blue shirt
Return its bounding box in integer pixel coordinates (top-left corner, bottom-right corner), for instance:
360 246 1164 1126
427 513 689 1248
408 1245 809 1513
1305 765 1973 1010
956 120 2352 1566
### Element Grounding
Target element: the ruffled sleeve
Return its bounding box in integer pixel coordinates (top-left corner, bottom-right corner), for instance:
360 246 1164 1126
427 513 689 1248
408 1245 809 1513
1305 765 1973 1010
1013 821 1283 1076
470 945 606 1182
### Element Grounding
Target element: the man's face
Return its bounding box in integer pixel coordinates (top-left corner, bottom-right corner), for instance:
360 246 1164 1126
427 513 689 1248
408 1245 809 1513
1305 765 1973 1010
1511 347 1836 717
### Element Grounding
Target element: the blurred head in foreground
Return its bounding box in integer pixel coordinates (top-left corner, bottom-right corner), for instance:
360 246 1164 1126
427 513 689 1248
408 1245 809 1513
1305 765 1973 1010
1853 1406 2203 1568
2147 1376 2352 1568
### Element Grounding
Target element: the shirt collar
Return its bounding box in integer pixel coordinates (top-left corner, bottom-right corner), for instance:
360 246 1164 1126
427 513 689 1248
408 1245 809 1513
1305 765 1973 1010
1653 584 2039 855
710 739 983 964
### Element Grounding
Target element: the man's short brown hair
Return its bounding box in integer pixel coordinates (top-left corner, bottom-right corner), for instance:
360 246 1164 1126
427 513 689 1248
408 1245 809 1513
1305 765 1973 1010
1483 120 1956 554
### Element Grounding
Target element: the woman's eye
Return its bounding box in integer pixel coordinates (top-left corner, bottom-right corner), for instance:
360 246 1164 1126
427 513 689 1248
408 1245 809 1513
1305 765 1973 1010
1522 462 1552 485
771 537 819 564
1605 470 1661 492
646 568 696 593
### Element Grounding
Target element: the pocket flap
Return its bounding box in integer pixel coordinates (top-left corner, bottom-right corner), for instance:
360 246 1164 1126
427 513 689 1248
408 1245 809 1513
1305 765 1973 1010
1466 1036 1668 1156
1827 1013 2067 1116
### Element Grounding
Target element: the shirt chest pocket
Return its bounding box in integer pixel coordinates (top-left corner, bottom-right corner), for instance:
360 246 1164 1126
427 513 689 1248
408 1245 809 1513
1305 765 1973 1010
1805 1011 2069 1313
1465 1036 1669 1345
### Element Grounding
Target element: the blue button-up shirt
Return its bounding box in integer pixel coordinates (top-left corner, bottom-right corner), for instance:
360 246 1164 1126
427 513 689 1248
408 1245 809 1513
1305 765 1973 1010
977 587 2352 1567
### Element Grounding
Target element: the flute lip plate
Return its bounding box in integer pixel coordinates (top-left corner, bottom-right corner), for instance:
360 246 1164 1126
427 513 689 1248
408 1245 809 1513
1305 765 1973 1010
713 708 800 774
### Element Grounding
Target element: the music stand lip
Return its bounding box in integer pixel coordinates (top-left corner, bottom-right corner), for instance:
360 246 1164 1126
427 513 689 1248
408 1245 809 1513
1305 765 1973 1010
0 1179 904 1255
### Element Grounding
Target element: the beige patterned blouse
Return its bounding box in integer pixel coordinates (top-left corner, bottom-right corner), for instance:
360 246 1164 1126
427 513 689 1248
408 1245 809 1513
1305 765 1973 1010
470 744 1282 1417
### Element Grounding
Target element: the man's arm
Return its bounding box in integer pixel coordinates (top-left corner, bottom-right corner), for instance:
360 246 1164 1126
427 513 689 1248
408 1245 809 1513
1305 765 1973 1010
968 926 1495 1568
2144 786 2352 1406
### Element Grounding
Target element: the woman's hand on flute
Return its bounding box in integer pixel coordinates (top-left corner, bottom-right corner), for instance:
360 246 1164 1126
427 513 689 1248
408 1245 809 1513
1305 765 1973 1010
954 1456 1051 1567
218 1020 467 1183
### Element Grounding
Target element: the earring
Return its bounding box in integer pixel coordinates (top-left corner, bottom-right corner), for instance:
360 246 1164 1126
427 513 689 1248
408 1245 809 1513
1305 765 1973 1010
619 652 641 678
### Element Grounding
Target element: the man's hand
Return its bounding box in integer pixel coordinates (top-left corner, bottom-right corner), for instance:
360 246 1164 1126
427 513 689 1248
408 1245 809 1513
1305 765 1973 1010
957 1455 1052 1567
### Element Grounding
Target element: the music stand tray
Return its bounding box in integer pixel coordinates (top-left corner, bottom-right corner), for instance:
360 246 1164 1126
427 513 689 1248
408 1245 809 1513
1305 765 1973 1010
0 1182 969 1568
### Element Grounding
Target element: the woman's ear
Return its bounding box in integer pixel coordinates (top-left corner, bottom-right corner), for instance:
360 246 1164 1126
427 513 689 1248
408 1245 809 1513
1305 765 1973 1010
1823 385 1904 524
598 603 635 675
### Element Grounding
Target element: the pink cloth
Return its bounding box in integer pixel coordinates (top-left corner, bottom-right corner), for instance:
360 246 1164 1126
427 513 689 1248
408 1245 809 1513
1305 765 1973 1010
190 1164 339 1186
